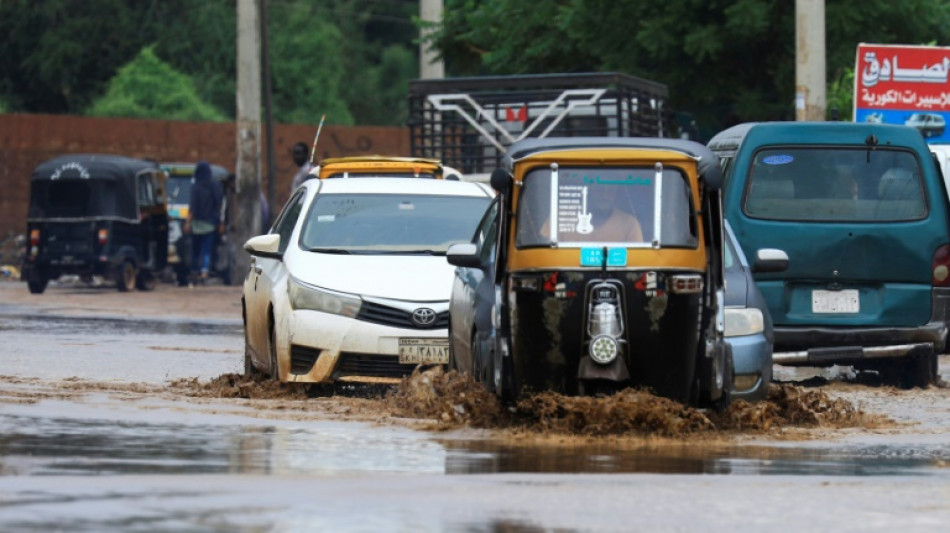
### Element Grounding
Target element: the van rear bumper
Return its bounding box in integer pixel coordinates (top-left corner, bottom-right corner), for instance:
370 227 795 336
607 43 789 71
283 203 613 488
773 288 950 365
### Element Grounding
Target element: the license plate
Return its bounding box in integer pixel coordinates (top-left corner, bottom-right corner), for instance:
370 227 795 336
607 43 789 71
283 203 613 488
812 289 859 313
398 338 450 365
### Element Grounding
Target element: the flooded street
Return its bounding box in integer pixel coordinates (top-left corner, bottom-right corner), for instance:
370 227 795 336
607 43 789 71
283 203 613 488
2 282 950 531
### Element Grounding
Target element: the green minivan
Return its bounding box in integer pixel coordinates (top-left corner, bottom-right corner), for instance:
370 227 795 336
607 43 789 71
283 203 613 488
709 122 950 387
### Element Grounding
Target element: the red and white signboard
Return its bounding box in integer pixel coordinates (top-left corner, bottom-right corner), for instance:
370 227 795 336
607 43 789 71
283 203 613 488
854 43 950 141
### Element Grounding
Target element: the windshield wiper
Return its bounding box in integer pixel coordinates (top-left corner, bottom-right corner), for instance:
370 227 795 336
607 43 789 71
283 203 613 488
307 247 352 254
381 249 446 256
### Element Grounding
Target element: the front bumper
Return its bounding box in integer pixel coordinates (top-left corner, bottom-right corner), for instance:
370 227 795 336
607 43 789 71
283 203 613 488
281 309 447 384
726 332 772 402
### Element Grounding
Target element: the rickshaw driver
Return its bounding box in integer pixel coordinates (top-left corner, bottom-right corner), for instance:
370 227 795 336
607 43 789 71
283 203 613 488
537 184 645 243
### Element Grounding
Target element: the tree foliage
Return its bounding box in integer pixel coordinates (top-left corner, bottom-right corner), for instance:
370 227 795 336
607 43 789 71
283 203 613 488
0 0 419 126
86 46 226 121
434 0 950 136
3 0 949 132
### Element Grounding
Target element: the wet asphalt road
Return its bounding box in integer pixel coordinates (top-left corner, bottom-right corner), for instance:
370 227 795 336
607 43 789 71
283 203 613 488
2 307 950 531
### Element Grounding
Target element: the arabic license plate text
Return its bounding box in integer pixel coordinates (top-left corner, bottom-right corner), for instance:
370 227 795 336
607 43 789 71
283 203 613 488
812 289 859 313
398 338 450 364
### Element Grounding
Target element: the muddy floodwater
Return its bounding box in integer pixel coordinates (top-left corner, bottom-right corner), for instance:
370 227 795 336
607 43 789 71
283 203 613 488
2 282 950 531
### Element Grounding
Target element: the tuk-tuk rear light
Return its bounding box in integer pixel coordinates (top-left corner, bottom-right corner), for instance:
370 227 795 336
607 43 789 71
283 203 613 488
29 229 40 246
669 274 704 294
97 228 109 245
932 245 950 287
512 275 541 292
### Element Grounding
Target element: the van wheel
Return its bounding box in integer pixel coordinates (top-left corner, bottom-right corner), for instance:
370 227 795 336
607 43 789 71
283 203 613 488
135 270 157 291
116 261 137 292
899 350 938 389
27 277 48 294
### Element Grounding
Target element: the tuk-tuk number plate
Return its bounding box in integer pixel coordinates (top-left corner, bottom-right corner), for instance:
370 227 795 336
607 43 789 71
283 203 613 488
580 247 627 267
812 289 859 313
398 338 450 364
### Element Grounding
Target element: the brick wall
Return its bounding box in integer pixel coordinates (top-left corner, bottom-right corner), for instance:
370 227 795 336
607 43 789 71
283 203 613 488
0 113 409 240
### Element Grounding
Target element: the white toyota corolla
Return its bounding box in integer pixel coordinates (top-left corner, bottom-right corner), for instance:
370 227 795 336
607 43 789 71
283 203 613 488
242 177 494 384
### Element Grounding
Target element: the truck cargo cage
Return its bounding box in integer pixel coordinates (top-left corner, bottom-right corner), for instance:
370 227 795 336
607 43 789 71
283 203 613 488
408 72 673 175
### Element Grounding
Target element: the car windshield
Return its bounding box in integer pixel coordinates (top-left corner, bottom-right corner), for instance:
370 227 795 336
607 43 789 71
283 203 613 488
299 193 490 254
515 166 697 248
743 147 926 222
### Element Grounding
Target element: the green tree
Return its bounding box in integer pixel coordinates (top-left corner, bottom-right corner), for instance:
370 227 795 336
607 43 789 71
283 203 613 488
0 0 149 113
266 2 353 125
87 46 226 121
434 0 950 136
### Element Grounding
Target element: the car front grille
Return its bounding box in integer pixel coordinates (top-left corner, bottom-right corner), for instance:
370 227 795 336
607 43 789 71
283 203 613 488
290 345 322 374
334 352 420 379
357 301 448 329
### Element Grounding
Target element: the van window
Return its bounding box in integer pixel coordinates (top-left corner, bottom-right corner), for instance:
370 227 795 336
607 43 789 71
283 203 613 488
743 148 926 222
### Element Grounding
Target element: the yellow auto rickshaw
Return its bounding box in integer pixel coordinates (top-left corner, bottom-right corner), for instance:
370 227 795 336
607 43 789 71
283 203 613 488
446 137 731 407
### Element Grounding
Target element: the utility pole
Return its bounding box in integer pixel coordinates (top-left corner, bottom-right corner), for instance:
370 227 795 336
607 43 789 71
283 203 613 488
795 0 826 121
235 0 262 280
420 0 444 79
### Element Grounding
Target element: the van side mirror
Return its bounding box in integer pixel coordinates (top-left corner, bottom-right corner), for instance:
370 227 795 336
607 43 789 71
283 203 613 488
446 242 480 268
753 248 789 273
244 234 282 259
490 168 512 193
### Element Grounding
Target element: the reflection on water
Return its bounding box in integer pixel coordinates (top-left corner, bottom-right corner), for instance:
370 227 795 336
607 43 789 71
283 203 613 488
2 410 949 478
441 439 949 476
3 315 241 336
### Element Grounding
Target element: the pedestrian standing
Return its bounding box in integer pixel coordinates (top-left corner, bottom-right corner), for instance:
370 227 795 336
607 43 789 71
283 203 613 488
184 161 222 287
289 141 314 193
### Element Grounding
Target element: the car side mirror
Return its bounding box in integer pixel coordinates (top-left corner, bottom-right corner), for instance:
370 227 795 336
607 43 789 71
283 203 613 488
490 168 512 194
753 248 789 273
244 234 282 259
446 243 481 268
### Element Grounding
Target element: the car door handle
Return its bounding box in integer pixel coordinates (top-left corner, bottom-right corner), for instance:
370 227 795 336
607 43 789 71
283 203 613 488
252 265 262 274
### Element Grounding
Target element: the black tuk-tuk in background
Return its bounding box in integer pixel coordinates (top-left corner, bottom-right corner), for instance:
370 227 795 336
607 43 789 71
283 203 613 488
161 162 233 286
23 154 168 293
446 137 731 407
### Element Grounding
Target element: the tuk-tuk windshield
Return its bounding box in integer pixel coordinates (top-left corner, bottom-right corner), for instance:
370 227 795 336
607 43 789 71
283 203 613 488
515 166 697 248
743 147 926 222
167 176 193 204
29 178 134 219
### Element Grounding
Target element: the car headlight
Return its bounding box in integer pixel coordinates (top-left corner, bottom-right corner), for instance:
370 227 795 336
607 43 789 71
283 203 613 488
724 308 764 337
288 277 361 317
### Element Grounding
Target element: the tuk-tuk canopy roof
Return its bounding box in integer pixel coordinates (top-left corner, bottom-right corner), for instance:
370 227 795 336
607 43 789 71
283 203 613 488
502 137 723 190
32 154 160 183
29 154 160 221
315 155 443 179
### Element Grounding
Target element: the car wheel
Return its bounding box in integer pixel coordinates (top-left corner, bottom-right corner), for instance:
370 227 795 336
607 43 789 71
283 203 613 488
447 321 459 373
27 277 48 294
710 344 734 413
135 270 157 291
116 261 137 292
471 329 493 392
267 312 279 381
